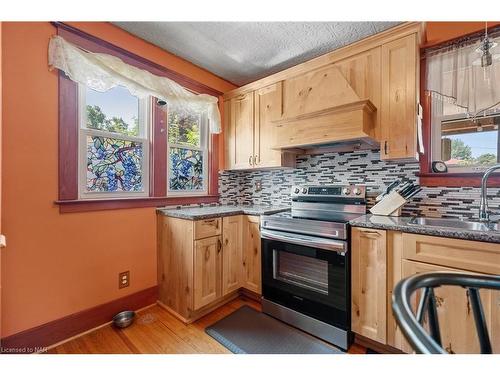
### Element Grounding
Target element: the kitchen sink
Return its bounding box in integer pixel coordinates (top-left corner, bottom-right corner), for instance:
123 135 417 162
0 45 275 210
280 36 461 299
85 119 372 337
408 217 500 232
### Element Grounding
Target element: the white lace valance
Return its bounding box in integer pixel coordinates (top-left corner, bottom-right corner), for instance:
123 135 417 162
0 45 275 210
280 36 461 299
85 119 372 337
426 34 500 117
48 35 221 133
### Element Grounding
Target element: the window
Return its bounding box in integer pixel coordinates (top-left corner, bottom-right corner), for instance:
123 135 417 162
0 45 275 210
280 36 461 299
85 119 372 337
167 106 209 195
433 102 500 172
424 28 500 179
78 85 150 198
55 23 222 212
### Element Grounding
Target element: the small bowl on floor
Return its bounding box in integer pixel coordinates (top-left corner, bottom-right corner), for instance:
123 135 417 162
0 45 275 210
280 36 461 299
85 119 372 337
113 311 136 328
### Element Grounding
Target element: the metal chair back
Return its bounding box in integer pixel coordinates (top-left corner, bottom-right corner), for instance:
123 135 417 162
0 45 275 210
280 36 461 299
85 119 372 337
392 271 500 354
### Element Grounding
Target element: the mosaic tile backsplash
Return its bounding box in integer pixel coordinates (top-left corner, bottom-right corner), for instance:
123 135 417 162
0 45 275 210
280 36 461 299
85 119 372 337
219 150 500 220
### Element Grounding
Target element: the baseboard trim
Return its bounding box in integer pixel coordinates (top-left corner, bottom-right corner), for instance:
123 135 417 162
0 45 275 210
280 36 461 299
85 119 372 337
354 333 404 354
1 286 158 353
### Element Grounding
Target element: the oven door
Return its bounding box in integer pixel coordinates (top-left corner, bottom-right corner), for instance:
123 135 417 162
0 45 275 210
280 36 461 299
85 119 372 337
261 229 350 329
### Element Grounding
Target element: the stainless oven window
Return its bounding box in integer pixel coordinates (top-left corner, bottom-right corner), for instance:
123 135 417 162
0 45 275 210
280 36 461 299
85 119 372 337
272 250 329 295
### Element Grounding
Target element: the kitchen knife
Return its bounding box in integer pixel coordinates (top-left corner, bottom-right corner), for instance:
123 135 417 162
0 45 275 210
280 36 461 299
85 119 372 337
404 187 422 200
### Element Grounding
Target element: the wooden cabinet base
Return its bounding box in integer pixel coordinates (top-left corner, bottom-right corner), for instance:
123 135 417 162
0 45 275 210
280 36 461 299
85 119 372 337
354 334 404 354
157 288 260 324
157 291 241 324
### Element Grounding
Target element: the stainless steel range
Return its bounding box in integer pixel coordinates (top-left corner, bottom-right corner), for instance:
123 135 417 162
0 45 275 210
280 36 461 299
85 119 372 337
260 184 367 350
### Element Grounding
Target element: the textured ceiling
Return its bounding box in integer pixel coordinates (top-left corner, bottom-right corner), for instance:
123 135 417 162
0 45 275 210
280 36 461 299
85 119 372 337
114 22 401 86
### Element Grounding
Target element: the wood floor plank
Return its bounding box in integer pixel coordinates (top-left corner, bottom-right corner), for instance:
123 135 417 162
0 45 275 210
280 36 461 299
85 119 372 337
48 297 367 354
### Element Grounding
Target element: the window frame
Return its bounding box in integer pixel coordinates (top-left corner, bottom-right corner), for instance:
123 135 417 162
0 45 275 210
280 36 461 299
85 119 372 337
77 84 151 199
166 108 209 196
54 22 223 212
418 31 500 188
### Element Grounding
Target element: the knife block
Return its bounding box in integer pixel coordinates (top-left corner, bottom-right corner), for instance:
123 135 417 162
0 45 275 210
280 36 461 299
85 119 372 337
369 191 406 217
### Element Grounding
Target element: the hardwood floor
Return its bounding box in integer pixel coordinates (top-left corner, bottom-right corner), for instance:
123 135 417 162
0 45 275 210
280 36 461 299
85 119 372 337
48 297 367 354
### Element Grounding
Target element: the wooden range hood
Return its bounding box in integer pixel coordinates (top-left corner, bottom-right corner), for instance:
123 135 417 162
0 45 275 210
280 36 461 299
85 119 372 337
270 64 379 150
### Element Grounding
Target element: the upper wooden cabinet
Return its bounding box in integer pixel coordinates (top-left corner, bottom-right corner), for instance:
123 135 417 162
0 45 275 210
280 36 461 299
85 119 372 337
225 92 255 169
380 34 418 160
224 86 295 170
223 22 423 162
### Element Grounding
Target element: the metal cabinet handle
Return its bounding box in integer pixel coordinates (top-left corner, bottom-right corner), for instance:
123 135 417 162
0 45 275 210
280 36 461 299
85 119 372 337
384 141 388 155
254 155 260 165
249 155 254 166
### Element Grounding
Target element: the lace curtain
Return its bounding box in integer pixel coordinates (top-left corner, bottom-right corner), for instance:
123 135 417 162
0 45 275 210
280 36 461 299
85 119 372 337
426 33 500 118
48 35 222 133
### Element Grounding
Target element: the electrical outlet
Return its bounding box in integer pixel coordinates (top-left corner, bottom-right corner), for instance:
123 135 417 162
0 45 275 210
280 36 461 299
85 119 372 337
119 271 130 289
255 180 263 192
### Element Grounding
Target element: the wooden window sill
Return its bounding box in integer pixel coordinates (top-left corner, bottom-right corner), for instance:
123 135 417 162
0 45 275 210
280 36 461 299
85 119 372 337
55 195 220 213
417 173 500 188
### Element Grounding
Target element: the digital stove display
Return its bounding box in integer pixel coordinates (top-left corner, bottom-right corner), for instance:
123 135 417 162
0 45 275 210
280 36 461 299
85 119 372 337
308 186 342 195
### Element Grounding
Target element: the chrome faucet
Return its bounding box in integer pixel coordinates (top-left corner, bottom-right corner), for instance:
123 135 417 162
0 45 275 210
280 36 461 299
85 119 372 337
479 164 500 222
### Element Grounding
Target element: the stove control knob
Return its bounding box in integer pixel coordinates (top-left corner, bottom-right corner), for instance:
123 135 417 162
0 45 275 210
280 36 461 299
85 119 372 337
343 187 351 195
302 187 308 194
353 187 362 195
294 187 300 194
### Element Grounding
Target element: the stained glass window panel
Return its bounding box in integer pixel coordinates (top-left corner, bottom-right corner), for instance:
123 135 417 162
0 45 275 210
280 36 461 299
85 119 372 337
168 147 204 191
85 86 140 137
167 108 201 147
86 135 144 193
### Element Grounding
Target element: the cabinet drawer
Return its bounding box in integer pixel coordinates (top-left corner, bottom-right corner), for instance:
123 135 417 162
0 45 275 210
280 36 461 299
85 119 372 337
194 218 222 239
402 233 500 275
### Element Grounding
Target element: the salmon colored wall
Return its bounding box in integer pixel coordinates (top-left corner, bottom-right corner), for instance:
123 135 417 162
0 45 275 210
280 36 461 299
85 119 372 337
1 22 236 337
0 21 3 340
425 21 500 47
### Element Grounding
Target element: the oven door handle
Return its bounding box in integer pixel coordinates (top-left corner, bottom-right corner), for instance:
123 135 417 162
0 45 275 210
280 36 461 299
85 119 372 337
260 229 347 255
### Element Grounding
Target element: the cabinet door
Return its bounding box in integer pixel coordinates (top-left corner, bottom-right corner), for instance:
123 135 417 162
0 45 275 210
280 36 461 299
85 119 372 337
193 236 222 310
230 92 255 169
400 260 500 354
351 227 387 344
222 215 243 296
254 82 294 168
381 33 418 161
242 216 261 294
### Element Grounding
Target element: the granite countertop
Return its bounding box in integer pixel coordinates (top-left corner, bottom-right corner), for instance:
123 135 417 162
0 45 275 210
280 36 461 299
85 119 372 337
350 214 500 244
157 204 290 220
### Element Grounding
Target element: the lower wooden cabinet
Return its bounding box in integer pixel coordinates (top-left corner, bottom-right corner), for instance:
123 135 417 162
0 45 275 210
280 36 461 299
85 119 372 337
351 227 387 344
222 215 243 296
158 214 261 323
351 226 500 354
193 236 222 310
242 216 262 294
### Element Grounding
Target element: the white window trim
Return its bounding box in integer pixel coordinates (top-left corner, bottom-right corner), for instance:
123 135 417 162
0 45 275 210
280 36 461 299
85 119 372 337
432 110 500 173
167 109 209 196
77 84 151 200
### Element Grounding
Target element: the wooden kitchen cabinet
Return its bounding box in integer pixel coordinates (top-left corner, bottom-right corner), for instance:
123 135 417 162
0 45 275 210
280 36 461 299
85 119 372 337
193 236 222 310
158 214 262 323
226 92 255 169
254 83 295 168
222 215 243 296
224 86 294 170
223 23 422 161
242 215 262 294
380 33 418 161
351 226 500 353
399 260 500 354
351 227 387 344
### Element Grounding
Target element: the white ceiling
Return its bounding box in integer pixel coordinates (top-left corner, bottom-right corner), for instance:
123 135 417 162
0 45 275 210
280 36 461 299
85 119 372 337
114 22 401 86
